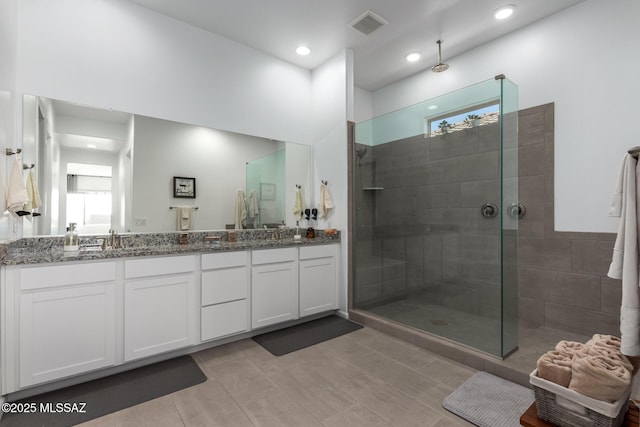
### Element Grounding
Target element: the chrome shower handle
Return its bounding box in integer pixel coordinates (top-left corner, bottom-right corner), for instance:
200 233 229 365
480 203 498 218
507 202 526 219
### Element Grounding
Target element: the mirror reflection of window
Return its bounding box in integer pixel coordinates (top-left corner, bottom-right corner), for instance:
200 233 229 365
66 163 112 234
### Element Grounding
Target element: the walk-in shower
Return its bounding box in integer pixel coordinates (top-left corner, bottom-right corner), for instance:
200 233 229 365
350 76 519 358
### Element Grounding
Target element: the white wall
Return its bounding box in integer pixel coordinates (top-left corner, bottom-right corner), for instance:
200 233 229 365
311 50 350 312
0 0 19 238
15 0 313 145
362 0 640 233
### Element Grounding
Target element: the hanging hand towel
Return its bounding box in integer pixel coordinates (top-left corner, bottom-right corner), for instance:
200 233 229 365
6 157 29 219
607 153 640 356
249 190 260 217
176 207 192 231
319 182 334 218
24 168 41 212
234 189 247 230
293 187 304 220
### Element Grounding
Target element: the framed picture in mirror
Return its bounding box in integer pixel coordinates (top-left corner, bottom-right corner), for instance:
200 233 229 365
173 176 196 198
261 182 275 201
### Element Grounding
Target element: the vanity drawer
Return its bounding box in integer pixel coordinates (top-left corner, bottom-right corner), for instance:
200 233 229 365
201 267 248 306
299 244 336 260
252 247 297 265
125 255 195 279
201 300 248 341
19 261 116 290
202 251 248 270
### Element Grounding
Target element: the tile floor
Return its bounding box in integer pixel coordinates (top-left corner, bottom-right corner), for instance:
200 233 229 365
80 326 478 427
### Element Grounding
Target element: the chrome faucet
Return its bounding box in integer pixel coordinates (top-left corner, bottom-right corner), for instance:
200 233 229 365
101 228 123 250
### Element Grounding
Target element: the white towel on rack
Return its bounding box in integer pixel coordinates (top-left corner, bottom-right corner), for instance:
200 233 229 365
607 153 640 356
24 168 41 212
249 190 259 217
293 187 304 220
234 189 247 229
319 182 334 218
248 190 259 228
6 157 29 218
176 206 192 231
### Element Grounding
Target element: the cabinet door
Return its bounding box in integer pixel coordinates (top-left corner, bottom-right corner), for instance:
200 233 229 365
251 262 298 329
124 273 195 361
299 255 338 317
19 283 116 387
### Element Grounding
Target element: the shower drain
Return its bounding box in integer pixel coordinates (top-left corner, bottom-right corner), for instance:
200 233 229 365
431 319 448 326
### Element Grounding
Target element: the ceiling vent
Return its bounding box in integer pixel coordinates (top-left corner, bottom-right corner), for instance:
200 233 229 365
350 10 388 35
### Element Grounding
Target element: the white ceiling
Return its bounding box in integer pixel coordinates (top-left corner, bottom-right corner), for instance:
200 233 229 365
125 0 585 91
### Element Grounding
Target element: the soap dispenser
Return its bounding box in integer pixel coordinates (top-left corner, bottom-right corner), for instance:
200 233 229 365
294 220 301 240
64 222 79 251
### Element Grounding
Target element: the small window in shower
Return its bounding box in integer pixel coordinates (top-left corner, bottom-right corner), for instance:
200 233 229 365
426 101 499 137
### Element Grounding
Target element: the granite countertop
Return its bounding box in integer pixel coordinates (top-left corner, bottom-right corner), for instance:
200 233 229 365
1 229 340 266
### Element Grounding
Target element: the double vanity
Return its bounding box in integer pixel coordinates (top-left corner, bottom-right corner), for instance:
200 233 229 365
0 229 341 398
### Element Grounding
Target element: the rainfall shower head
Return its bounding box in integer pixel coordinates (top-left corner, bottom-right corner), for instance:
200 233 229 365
355 146 368 166
355 146 368 159
431 40 449 73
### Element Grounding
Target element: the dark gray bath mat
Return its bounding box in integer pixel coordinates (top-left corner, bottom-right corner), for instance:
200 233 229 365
253 315 363 356
0 355 206 427
442 371 534 427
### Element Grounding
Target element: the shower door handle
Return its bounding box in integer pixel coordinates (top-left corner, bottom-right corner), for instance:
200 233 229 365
480 203 498 218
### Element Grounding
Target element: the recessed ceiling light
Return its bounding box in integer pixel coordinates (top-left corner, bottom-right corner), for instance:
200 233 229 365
87 144 97 149
405 52 421 63
494 4 516 20
296 45 311 56
428 105 438 110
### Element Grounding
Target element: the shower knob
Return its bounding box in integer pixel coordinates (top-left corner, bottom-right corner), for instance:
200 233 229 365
507 202 526 219
480 203 498 218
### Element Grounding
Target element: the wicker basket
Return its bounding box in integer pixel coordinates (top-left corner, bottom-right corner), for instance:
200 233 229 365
530 369 631 427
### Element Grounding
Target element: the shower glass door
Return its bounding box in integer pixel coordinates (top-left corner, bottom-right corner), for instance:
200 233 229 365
352 77 518 358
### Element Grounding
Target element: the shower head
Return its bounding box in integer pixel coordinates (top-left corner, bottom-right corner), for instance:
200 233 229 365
431 40 449 73
355 146 368 159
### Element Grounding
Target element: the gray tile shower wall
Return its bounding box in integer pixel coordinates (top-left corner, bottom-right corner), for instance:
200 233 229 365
354 122 503 315
354 102 621 338
517 103 619 336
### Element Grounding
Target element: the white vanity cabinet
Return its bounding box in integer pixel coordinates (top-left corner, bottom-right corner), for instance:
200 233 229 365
4 261 117 390
299 244 339 317
200 251 250 341
123 255 196 361
251 247 299 329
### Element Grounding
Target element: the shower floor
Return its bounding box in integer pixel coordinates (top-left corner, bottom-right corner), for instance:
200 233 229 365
365 293 502 355
361 294 592 378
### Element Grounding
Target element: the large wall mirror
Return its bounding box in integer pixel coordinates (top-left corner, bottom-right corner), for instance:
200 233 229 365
22 95 312 236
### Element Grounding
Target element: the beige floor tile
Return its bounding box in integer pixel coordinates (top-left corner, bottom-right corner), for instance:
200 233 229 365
78 395 184 427
241 390 324 427
172 378 254 426
75 323 555 427
339 374 446 427
322 403 392 427
266 362 354 422
209 358 279 406
416 358 477 388
355 350 439 396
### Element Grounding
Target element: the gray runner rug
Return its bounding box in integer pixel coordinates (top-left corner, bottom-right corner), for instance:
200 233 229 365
253 315 362 356
442 371 534 427
0 355 206 427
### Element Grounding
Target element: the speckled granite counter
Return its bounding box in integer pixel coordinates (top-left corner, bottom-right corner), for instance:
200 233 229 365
1 229 340 265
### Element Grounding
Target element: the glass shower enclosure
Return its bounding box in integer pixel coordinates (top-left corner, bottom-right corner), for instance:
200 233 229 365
352 76 518 358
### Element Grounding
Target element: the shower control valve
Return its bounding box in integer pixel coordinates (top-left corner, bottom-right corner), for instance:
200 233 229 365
480 202 498 218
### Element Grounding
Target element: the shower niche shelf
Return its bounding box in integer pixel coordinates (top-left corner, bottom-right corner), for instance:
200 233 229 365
362 187 384 191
